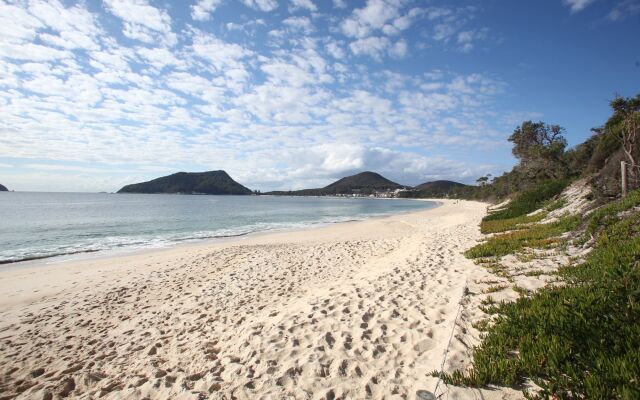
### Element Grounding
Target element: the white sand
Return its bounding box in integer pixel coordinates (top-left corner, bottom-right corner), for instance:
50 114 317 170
0 200 524 400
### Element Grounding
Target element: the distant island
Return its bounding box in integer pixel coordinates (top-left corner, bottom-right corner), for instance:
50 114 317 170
0 184 7 192
117 169 470 198
118 171 252 195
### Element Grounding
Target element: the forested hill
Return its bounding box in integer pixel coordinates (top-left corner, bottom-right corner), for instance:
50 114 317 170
117 171 252 195
411 180 470 197
322 171 402 194
265 171 403 196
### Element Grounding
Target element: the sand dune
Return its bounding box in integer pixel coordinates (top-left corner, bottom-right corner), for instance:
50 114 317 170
0 200 523 399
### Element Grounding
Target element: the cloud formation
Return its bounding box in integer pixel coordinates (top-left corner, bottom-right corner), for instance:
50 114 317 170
563 0 596 13
0 0 518 192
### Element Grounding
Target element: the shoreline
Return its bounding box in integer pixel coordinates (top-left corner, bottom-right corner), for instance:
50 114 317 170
0 199 523 399
1 198 440 270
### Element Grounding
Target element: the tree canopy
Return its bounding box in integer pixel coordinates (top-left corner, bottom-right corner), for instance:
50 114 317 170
508 121 567 165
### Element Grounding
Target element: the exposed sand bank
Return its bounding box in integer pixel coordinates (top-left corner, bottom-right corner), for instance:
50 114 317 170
0 200 524 399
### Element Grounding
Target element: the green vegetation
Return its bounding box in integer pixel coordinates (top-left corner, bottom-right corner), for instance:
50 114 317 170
544 198 567 212
465 215 580 259
321 171 402 195
429 93 640 398
399 180 470 198
118 170 252 195
586 189 640 238
480 212 546 234
483 179 569 221
483 284 508 294
402 94 640 202
472 318 491 332
434 190 640 398
511 285 529 297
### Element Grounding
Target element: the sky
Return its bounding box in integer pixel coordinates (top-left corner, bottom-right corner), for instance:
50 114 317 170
0 0 639 192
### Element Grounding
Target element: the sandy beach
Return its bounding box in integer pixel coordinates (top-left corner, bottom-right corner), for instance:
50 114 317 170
0 200 523 400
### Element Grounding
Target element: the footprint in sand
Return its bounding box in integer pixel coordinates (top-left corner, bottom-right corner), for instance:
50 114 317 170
413 338 435 355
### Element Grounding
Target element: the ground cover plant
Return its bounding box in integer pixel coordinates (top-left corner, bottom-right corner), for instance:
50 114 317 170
465 215 580 259
480 212 547 234
433 189 640 399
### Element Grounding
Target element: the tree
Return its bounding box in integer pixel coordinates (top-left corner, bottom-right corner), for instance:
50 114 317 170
609 95 640 168
476 174 492 187
508 121 568 181
508 121 567 164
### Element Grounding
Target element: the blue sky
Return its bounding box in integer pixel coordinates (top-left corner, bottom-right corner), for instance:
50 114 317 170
0 0 638 192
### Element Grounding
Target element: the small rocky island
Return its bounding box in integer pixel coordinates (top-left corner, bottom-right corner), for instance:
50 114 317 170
117 171 252 195
0 184 8 191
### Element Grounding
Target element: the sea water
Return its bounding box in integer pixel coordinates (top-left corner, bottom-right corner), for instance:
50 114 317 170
0 192 436 264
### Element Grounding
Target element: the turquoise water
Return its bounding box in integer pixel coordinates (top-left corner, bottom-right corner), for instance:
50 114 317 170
0 192 436 264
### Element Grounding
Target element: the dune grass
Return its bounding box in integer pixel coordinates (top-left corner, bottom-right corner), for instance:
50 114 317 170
434 189 640 399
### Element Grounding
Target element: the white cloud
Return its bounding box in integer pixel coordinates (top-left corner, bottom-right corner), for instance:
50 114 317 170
189 30 253 91
349 36 390 60
290 0 317 12
339 1 428 60
283 16 314 34
348 36 408 60
0 2 43 43
563 0 596 13
607 0 640 20
191 0 223 21
0 0 102 60
251 144 479 190
456 28 488 53
0 1 521 191
326 41 346 59
242 0 279 12
137 47 183 70
0 42 71 61
104 0 176 45
104 0 171 32
341 0 402 38
389 39 408 58
333 0 347 9
420 6 489 53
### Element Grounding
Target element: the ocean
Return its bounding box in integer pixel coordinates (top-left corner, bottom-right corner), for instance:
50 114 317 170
0 192 436 264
